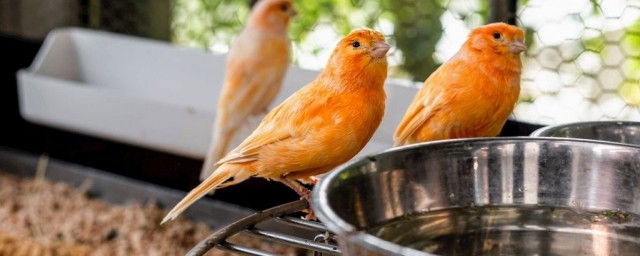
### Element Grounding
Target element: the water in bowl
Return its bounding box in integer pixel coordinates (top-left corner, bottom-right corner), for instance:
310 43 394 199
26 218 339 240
367 205 640 255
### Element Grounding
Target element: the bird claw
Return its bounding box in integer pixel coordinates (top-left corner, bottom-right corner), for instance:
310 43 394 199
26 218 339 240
302 207 317 221
299 190 311 201
299 176 320 185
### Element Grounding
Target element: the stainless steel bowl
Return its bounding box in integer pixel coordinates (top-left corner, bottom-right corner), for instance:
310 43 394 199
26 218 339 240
531 121 640 145
312 138 640 256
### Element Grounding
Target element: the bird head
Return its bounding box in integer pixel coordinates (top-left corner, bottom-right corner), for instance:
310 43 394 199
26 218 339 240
249 0 297 30
467 22 526 57
325 28 391 80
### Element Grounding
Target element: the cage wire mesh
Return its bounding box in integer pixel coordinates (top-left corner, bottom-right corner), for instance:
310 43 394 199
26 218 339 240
515 0 640 124
171 0 640 125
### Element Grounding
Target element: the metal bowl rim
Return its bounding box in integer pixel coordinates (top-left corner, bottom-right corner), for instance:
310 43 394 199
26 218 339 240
311 136 640 255
530 120 640 138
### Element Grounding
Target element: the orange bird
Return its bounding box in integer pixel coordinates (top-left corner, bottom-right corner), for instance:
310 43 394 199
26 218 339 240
200 0 297 181
163 29 391 223
394 22 525 146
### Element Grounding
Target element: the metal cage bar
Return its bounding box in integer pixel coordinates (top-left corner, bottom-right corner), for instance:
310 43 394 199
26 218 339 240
187 199 339 256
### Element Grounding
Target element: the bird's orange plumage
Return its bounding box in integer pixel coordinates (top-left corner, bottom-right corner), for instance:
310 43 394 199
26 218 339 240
200 0 296 181
163 28 390 223
394 22 525 146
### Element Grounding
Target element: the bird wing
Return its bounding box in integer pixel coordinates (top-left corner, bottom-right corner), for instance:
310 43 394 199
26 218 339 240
216 128 292 165
393 78 447 145
214 84 310 166
216 83 371 178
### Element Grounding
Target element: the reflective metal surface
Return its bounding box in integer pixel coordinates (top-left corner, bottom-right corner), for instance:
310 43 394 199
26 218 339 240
531 121 640 145
312 138 640 256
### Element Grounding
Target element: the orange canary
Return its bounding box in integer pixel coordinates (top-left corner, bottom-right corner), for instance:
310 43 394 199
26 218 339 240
394 22 525 146
163 29 390 223
200 0 297 181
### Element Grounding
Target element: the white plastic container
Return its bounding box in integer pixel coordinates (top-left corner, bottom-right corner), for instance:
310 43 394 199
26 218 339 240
17 28 420 159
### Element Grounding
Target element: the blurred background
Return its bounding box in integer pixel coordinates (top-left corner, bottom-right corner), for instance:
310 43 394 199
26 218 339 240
173 0 640 124
3 0 638 124
0 0 638 209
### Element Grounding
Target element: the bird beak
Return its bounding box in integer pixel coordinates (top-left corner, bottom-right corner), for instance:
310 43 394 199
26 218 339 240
509 39 526 54
289 8 297 17
371 41 391 58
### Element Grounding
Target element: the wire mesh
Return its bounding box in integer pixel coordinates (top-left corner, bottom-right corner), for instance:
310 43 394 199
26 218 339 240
515 0 640 124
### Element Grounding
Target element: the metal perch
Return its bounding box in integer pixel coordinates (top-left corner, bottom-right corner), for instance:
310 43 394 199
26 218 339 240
187 199 340 256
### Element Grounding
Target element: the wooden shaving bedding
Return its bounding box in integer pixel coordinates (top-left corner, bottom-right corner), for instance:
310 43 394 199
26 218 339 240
0 171 299 256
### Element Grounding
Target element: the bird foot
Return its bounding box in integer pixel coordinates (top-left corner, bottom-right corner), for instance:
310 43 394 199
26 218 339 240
280 177 317 220
281 176 312 200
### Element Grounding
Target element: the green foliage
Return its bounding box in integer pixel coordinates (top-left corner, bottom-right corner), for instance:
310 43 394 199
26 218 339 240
172 0 460 79
171 0 249 48
385 0 445 81
618 19 640 106
287 0 385 48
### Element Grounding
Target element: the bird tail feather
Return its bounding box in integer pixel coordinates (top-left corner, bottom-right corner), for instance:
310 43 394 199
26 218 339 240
161 165 248 224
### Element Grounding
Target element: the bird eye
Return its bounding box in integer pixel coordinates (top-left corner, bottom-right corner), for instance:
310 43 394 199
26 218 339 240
352 41 361 48
280 4 288 11
493 32 502 40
